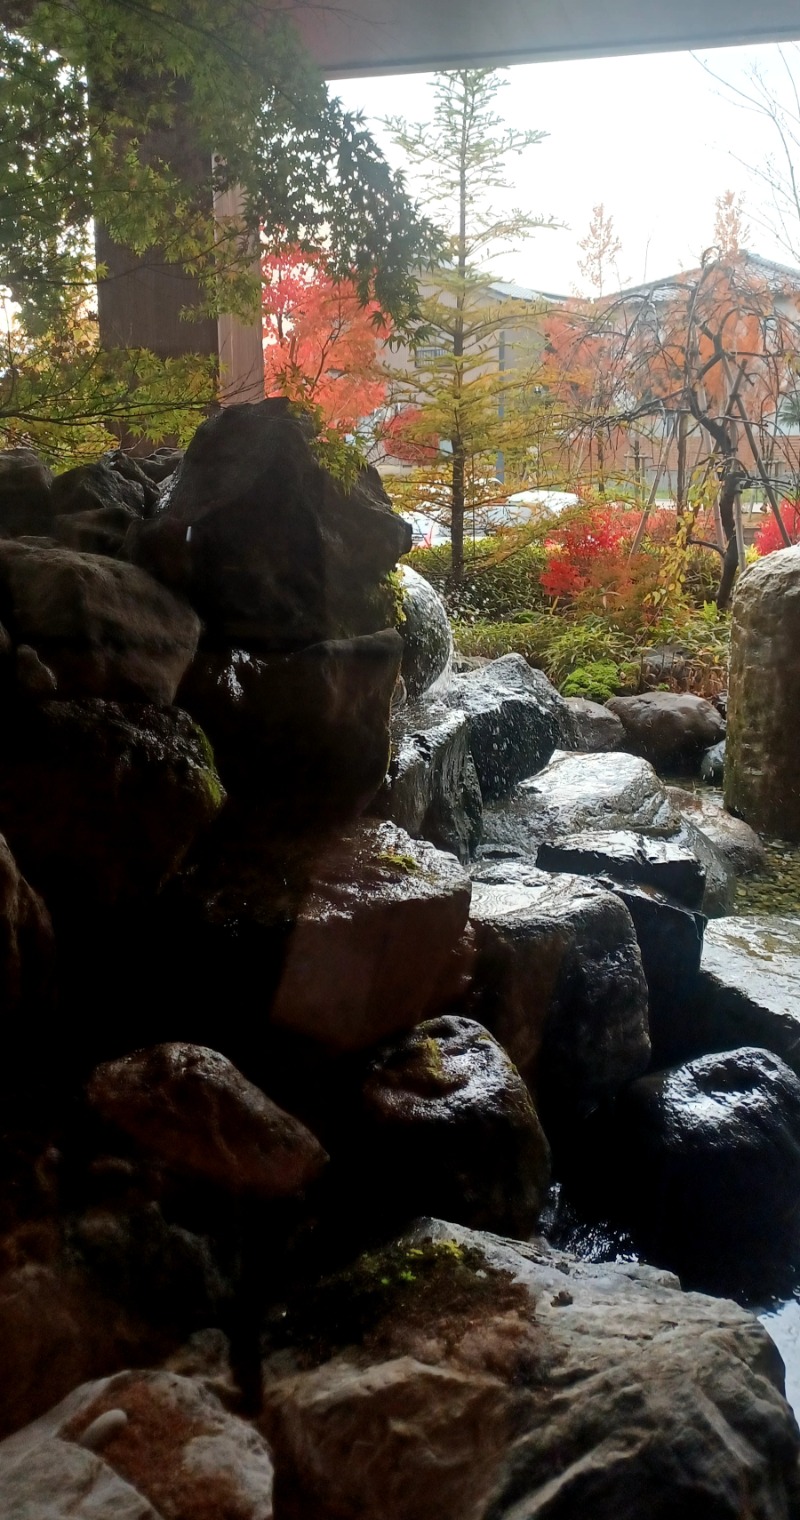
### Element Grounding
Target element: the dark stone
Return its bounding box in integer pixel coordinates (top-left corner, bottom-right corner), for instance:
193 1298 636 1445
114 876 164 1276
51 459 152 519
444 655 573 802
53 504 139 559
127 399 411 645
351 1014 550 1239
0 449 54 537
586 1048 800 1284
87 1043 328 1198
135 447 185 483
536 829 706 910
483 750 679 855
0 834 56 1084
178 629 402 828
0 540 200 704
599 879 705 1064
0 699 224 907
370 694 483 863
398 564 453 699
676 818 735 916
467 860 650 1113
700 739 726 783
606 691 726 772
564 695 626 752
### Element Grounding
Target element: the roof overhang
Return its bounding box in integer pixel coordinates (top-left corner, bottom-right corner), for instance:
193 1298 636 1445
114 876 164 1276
283 0 800 78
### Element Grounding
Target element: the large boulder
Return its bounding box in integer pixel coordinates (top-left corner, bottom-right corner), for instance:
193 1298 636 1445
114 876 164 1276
0 833 56 1077
260 1218 800 1520
87 1043 328 1199
443 655 574 801
178 629 402 828
351 1014 550 1238
537 829 706 910
0 1369 275 1518
467 861 650 1113
606 691 725 772
0 540 200 704
270 822 473 1052
0 699 224 907
127 399 411 645
674 914 800 1074
370 694 482 863
581 1047 800 1287
726 544 800 838
0 447 54 536
398 564 453 699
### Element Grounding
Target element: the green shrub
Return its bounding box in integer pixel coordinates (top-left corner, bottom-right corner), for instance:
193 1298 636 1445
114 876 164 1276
452 617 556 667
408 540 549 623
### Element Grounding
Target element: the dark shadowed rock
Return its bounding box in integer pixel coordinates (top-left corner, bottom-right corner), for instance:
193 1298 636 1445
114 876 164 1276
271 821 473 1051
178 630 402 827
128 399 411 645
370 694 482 862
564 695 626 752
0 448 54 537
599 879 705 1063
607 691 725 771
52 456 158 520
537 829 706 909
0 834 56 1079
677 915 800 1074
467 861 650 1112
585 1048 800 1283
53 504 141 559
444 654 574 801
0 540 200 703
399 564 453 699
0 700 224 906
701 738 726 783
260 1218 800 1520
354 1015 550 1238
667 785 766 875
0 1369 275 1518
726 544 800 839
87 1043 327 1199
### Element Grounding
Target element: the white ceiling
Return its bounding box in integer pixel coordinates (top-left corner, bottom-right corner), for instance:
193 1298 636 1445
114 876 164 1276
285 0 800 77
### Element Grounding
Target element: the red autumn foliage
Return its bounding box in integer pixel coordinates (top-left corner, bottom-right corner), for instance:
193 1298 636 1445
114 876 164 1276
754 498 800 555
540 504 634 598
262 246 389 430
380 406 440 464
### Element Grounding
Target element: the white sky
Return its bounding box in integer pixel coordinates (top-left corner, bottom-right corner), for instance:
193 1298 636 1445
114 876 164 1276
333 43 800 297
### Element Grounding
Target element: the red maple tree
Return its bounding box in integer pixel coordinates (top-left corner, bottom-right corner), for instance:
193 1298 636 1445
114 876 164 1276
262 247 390 431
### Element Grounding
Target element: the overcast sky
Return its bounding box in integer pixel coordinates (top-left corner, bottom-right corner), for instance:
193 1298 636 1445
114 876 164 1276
333 43 800 297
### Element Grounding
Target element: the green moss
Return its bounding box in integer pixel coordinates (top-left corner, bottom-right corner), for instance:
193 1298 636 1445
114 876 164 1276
377 850 421 874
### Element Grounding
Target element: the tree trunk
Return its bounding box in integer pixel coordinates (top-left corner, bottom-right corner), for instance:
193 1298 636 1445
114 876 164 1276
451 444 466 584
676 409 688 516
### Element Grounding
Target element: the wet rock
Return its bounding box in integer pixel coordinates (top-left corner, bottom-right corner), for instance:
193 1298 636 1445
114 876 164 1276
54 504 141 558
467 861 650 1112
587 1048 800 1283
0 540 200 704
443 655 573 801
399 564 453 699
0 1369 275 1518
0 448 54 537
136 448 185 484
701 738 726 783
726 544 800 839
353 1015 550 1238
178 630 401 828
667 785 766 875
484 751 733 917
607 691 725 771
0 700 224 907
370 695 482 863
483 749 678 854
87 1044 327 1199
679 914 800 1074
564 694 626 752
128 398 411 645
271 822 473 1052
601 880 705 1065
537 829 706 910
260 1218 800 1520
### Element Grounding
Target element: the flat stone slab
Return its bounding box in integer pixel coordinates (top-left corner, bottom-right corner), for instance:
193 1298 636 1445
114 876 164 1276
483 750 680 854
689 915 800 1074
537 828 706 910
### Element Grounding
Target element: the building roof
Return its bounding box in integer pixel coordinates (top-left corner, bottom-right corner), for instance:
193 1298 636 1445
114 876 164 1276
487 279 569 305
604 249 800 304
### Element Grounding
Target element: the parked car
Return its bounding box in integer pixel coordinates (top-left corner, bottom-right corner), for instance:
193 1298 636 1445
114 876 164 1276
502 489 579 518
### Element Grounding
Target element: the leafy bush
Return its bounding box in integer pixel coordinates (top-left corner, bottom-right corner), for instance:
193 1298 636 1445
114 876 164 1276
408 540 549 623
754 498 800 555
452 617 557 667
